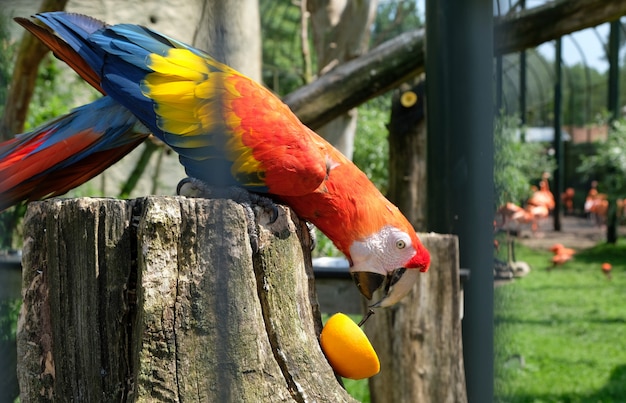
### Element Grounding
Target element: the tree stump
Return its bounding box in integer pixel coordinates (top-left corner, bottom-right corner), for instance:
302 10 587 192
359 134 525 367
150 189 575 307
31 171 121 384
365 234 467 403
16 197 357 402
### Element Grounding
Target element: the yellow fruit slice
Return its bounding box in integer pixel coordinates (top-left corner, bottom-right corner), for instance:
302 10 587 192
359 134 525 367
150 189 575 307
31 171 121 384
320 313 380 380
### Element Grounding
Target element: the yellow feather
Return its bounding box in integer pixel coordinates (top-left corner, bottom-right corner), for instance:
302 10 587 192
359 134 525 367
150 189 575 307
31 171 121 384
224 112 242 132
140 47 259 174
154 104 198 123
147 53 206 81
164 49 212 73
144 80 197 97
158 119 201 135
194 80 218 99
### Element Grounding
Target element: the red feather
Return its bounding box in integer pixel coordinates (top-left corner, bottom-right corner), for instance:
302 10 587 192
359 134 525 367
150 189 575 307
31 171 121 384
227 75 328 196
0 130 144 211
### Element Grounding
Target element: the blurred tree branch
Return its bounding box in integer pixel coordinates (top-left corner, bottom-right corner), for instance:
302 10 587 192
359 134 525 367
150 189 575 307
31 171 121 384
286 0 626 130
494 0 626 55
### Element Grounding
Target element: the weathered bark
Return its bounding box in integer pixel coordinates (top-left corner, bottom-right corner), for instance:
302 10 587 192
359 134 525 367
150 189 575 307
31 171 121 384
386 77 427 230
284 28 425 131
494 0 626 55
365 234 466 403
17 197 357 402
0 0 68 141
286 0 626 130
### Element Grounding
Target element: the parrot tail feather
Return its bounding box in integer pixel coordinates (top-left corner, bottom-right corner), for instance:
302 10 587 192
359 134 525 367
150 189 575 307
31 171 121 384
0 97 149 211
14 16 105 94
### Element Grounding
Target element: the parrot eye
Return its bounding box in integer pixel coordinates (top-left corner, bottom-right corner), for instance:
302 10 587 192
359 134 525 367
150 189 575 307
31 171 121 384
396 240 406 249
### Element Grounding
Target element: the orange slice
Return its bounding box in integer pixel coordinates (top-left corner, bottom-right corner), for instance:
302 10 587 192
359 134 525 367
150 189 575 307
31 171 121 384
320 313 380 379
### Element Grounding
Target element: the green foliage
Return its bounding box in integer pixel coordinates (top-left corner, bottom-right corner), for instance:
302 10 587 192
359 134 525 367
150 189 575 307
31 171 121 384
500 49 612 127
343 378 370 402
0 205 26 250
353 97 390 193
0 15 16 118
494 114 555 208
0 15 18 249
260 1 307 95
0 299 20 341
577 119 626 197
495 239 626 402
562 63 608 127
371 0 424 46
24 58 82 131
312 230 340 259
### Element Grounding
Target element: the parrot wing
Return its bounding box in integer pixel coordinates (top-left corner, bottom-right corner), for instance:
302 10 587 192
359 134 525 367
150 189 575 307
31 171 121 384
25 12 329 197
0 97 149 211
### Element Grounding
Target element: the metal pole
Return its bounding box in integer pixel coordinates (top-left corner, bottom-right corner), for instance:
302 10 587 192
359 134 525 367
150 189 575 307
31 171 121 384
607 19 621 243
520 50 527 128
519 0 527 128
608 20 620 123
496 55 503 112
425 0 494 402
553 38 563 231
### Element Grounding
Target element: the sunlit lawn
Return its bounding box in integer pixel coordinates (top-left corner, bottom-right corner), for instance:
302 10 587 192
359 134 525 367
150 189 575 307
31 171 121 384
495 238 626 402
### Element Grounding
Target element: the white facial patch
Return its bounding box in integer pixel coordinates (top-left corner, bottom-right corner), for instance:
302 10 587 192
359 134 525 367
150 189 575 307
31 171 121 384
348 226 416 275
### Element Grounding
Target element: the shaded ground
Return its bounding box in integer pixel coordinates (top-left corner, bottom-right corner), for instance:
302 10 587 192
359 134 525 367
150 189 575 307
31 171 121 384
501 214 625 252
494 215 625 284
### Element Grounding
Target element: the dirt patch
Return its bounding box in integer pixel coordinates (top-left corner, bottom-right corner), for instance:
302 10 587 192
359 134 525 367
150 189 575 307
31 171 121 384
501 215 625 252
494 215 624 285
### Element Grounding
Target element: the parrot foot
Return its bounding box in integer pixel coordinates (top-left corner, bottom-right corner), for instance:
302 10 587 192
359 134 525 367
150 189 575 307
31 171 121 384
176 177 279 252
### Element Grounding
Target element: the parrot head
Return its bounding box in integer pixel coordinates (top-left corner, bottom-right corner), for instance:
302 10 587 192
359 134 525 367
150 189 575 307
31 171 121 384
348 225 430 308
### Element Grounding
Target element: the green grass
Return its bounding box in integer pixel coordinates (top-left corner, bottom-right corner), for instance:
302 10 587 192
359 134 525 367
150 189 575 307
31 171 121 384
495 238 626 402
343 378 370 403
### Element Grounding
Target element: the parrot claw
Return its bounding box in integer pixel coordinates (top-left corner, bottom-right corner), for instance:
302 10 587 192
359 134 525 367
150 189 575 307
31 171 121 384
250 194 279 224
177 177 279 252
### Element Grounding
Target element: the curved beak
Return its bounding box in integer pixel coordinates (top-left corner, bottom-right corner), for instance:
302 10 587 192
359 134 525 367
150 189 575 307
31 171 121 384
351 268 420 308
351 271 385 300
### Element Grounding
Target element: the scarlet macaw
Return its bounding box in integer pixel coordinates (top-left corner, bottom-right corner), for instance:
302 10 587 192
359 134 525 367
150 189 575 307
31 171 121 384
0 12 430 307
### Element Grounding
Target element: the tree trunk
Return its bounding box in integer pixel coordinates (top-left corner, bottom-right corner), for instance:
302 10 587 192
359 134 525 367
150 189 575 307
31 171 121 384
306 0 378 159
386 77 427 230
193 0 262 82
365 234 466 403
17 197 357 402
